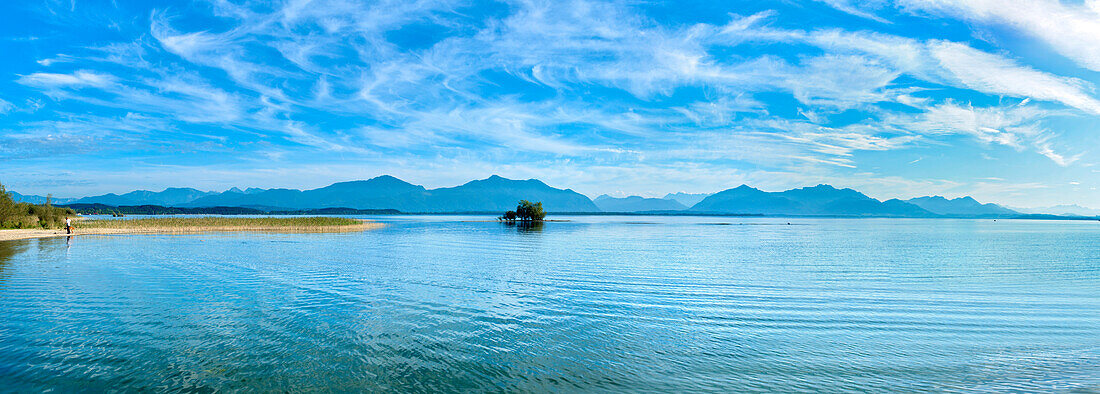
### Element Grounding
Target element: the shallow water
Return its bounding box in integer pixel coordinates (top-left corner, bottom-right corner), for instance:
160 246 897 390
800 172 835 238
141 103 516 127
1 216 1098 391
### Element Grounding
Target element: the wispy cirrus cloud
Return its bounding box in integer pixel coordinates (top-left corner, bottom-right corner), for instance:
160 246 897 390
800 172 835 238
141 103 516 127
813 0 892 23
928 41 1100 115
0 98 13 114
18 70 115 88
900 0 1100 72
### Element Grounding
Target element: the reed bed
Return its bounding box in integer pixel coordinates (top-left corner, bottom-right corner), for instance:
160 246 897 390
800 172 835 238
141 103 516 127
77 217 377 233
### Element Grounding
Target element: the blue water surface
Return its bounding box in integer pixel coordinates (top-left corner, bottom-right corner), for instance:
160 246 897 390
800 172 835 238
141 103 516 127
0 216 1097 391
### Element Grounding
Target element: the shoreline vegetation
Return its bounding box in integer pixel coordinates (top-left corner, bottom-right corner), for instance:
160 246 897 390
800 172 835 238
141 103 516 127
0 217 382 242
1 182 75 230
63 203 400 216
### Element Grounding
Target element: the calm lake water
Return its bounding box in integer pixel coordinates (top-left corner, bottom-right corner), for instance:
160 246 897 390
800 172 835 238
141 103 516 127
1 216 1098 391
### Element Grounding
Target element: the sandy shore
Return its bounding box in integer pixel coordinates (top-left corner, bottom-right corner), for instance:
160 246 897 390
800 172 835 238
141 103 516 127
0 221 384 242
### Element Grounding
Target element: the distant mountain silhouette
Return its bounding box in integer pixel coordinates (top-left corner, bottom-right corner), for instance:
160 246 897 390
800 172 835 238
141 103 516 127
224 187 267 194
1010 204 1100 217
421 175 598 212
185 175 426 210
662 192 711 207
12 177 1038 217
690 185 801 214
906 196 1018 216
74 188 215 206
594 195 686 212
7 192 76 205
181 175 598 212
692 184 934 217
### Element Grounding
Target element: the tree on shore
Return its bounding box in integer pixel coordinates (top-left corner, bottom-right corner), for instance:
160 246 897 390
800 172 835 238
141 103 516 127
0 182 17 222
0 181 75 229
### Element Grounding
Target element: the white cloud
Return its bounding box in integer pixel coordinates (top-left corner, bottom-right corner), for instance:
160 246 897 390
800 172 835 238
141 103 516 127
1034 136 1082 167
887 102 1080 166
17 69 246 124
150 11 290 102
719 15 1100 115
814 0 891 23
928 41 1100 114
18 71 115 88
898 102 1037 148
901 0 1100 72
36 54 74 66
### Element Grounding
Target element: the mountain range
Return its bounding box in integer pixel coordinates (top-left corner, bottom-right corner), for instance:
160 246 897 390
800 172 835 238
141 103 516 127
7 175 1081 217
72 188 218 206
904 196 1018 216
690 184 933 217
1011 204 1100 217
7 191 76 205
662 192 712 207
594 195 687 212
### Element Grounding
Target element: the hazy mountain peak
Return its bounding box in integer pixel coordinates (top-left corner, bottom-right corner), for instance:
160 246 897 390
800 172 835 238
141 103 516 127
467 175 548 188
161 187 203 193
906 195 1016 216
663 192 712 207
593 195 687 212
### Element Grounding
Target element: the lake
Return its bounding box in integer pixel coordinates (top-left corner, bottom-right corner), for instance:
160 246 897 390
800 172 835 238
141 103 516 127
1 216 1098 391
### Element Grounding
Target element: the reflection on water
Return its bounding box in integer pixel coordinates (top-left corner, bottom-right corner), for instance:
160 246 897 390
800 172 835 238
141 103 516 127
0 216 1098 391
501 220 544 232
0 241 20 262
0 240 25 285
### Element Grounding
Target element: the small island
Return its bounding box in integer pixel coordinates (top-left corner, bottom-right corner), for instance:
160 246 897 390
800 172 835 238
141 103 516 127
499 200 546 222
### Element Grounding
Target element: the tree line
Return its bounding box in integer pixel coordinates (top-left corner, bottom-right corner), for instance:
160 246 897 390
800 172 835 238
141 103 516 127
0 182 75 229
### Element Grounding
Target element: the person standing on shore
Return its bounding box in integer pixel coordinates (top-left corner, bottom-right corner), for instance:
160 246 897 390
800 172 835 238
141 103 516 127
65 218 72 234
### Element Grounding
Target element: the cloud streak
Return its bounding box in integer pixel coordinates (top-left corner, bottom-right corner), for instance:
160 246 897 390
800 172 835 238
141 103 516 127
901 0 1100 72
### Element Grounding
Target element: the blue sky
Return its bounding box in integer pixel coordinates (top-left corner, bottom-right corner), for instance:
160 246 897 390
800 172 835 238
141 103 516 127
2 0 1100 207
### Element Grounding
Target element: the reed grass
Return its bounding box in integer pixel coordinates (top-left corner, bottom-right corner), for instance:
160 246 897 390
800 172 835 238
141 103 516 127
78 216 371 232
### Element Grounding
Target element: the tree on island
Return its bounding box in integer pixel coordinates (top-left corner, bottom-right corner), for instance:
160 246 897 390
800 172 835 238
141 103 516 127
500 200 545 222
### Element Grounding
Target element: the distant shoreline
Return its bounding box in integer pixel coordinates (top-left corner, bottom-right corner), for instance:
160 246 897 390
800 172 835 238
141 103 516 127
57 204 1100 220
36 200 1100 221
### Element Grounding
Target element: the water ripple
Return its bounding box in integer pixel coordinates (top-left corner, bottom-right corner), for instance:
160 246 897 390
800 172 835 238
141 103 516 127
0 217 1098 391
